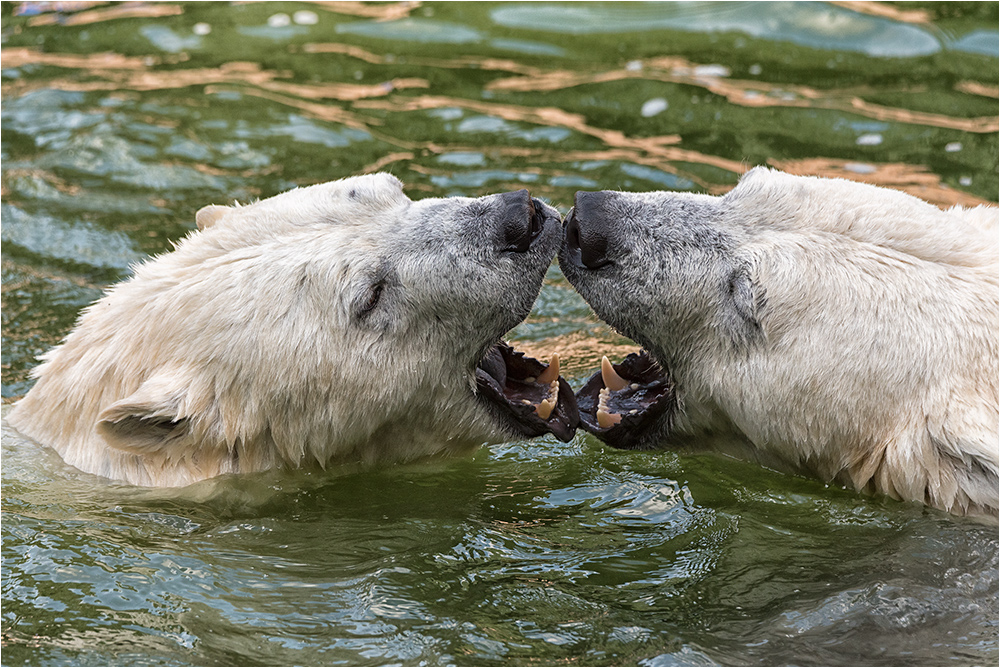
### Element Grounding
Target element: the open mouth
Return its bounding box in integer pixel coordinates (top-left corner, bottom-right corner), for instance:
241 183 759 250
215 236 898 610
574 350 676 449
475 342 579 442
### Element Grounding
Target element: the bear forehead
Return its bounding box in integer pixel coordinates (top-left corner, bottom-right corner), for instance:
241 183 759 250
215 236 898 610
194 173 414 235
259 172 409 214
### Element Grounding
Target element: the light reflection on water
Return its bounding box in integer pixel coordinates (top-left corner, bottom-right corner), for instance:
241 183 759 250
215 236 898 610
2 1 997 666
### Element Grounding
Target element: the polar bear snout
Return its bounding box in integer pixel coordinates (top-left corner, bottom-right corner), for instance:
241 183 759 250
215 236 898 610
563 191 619 270
498 189 549 253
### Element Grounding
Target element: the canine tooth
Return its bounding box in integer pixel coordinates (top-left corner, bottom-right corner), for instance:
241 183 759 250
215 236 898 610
601 356 629 392
597 407 622 428
535 397 556 420
536 353 560 384
630 383 639 391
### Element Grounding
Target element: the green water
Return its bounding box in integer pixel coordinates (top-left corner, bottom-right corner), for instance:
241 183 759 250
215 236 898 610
1 2 997 666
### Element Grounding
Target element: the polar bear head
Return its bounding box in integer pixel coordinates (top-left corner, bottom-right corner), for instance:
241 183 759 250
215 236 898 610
10 173 579 486
559 167 999 517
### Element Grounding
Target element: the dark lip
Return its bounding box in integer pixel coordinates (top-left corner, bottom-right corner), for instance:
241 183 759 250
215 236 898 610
560 203 618 271
475 342 579 442
529 197 549 247
535 202 563 249
574 350 676 449
558 229 615 275
558 247 616 277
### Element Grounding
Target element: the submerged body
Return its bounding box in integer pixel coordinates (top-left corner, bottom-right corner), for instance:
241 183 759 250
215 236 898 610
9 173 577 487
562 168 999 518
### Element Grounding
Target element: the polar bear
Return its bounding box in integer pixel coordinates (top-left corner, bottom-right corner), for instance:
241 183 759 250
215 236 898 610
8 173 579 487
560 167 999 518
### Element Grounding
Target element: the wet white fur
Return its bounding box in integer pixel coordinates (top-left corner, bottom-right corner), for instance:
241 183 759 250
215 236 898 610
714 170 997 516
8 173 559 486
571 168 999 517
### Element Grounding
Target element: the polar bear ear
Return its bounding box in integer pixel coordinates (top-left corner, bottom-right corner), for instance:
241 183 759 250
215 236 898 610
345 173 407 208
195 204 231 231
96 384 192 455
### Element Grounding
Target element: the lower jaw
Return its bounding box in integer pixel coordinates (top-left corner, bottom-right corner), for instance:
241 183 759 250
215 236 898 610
574 350 677 449
475 341 580 442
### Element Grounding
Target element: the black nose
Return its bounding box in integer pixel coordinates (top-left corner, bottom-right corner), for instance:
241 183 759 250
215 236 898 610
564 191 614 270
500 189 546 253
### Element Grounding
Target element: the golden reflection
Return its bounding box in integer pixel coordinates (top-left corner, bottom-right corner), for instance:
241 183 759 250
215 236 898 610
261 77 429 101
1 167 82 198
768 158 994 208
354 94 748 185
13 1 105 16
513 330 640 380
26 2 183 26
1 48 424 104
1 46 154 70
827 1 931 24
955 81 999 99
204 86 374 131
17 0 420 26
301 42 389 64
400 145 728 195
356 93 659 145
4 45 993 206
847 97 997 133
395 141 988 209
1 255 101 292
189 161 280 185
304 42 546 77
360 151 416 174
312 1 421 21
487 56 998 134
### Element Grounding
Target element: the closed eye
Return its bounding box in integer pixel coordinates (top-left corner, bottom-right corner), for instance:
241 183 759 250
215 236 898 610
358 283 384 317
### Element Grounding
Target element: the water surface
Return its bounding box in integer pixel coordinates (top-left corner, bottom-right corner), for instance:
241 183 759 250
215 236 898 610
2 2 998 666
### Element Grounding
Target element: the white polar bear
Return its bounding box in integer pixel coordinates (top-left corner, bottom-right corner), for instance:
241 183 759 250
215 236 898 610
8 173 579 487
561 167 999 518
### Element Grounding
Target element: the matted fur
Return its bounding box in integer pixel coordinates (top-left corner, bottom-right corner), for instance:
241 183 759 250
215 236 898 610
561 168 999 518
8 173 563 487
